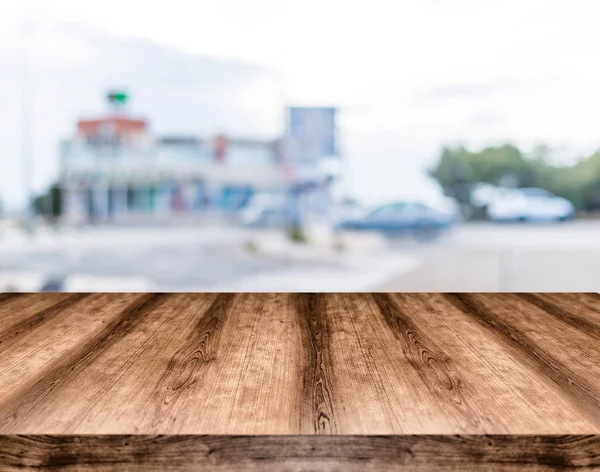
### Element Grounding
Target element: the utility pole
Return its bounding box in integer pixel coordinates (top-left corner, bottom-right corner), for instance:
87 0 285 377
277 71 303 238
22 16 35 234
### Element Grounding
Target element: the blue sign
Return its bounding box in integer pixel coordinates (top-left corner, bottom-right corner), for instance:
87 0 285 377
288 107 337 161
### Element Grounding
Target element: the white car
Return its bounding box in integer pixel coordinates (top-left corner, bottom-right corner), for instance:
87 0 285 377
487 188 575 222
240 192 287 228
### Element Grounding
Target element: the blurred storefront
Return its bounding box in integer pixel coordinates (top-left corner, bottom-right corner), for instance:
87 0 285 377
59 113 285 224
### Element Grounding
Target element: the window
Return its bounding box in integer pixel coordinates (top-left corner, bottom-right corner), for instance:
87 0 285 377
520 188 553 198
368 203 410 218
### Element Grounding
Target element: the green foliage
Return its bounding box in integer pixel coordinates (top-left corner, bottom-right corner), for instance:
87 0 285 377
287 225 308 244
430 144 600 213
431 144 534 189
34 183 63 220
582 178 600 211
242 240 259 254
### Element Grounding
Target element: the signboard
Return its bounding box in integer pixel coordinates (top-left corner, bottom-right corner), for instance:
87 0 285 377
286 107 338 185
288 107 337 162
285 160 322 185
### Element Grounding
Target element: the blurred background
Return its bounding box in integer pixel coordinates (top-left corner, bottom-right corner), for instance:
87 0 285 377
1 0 600 292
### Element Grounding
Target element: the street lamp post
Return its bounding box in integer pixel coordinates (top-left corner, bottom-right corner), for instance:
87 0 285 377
22 19 35 234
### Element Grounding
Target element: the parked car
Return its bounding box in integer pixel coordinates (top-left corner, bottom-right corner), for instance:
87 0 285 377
334 201 456 240
330 199 366 224
240 192 287 228
241 206 287 228
487 188 575 222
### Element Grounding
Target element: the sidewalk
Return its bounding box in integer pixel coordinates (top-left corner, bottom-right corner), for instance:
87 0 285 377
375 222 600 292
0 225 423 292
209 227 422 291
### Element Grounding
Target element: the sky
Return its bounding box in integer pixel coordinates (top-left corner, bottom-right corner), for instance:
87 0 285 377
2 0 600 209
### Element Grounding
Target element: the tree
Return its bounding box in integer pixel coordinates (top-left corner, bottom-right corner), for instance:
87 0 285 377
430 143 600 215
582 178 600 212
34 183 63 221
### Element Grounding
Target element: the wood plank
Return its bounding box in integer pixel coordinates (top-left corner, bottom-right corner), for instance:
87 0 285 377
295 293 339 434
517 293 600 341
0 294 147 406
174 293 301 434
387 293 598 433
1 293 599 434
0 293 80 350
0 294 167 432
322 292 472 433
0 435 598 471
0 294 219 433
444 293 600 429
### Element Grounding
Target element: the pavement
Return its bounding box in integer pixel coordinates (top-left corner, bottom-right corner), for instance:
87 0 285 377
2 220 598 292
377 221 600 292
0 223 421 292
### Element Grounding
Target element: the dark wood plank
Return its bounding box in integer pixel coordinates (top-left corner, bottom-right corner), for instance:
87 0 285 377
0 435 598 471
294 293 338 434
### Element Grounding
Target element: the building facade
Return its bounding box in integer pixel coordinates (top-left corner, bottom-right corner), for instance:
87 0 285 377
59 114 285 224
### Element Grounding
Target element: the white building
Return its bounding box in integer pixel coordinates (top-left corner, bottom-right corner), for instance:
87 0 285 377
59 114 286 224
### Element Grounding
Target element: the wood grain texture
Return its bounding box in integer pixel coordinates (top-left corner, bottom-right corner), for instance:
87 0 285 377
1 293 600 469
444 293 600 428
0 435 599 471
1 292 600 435
294 293 338 434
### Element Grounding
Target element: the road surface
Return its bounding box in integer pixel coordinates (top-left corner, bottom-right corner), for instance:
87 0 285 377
1 221 599 292
378 221 600 291
0 224 417 292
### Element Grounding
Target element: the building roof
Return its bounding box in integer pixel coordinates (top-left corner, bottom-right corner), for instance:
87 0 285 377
77 116 148 137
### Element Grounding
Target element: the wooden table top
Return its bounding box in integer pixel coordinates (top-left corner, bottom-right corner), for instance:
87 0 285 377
1 292 599 470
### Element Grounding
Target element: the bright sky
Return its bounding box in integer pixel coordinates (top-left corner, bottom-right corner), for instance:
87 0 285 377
2 0 600 208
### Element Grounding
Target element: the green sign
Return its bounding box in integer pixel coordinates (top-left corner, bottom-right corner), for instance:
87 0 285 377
107 91 129 105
